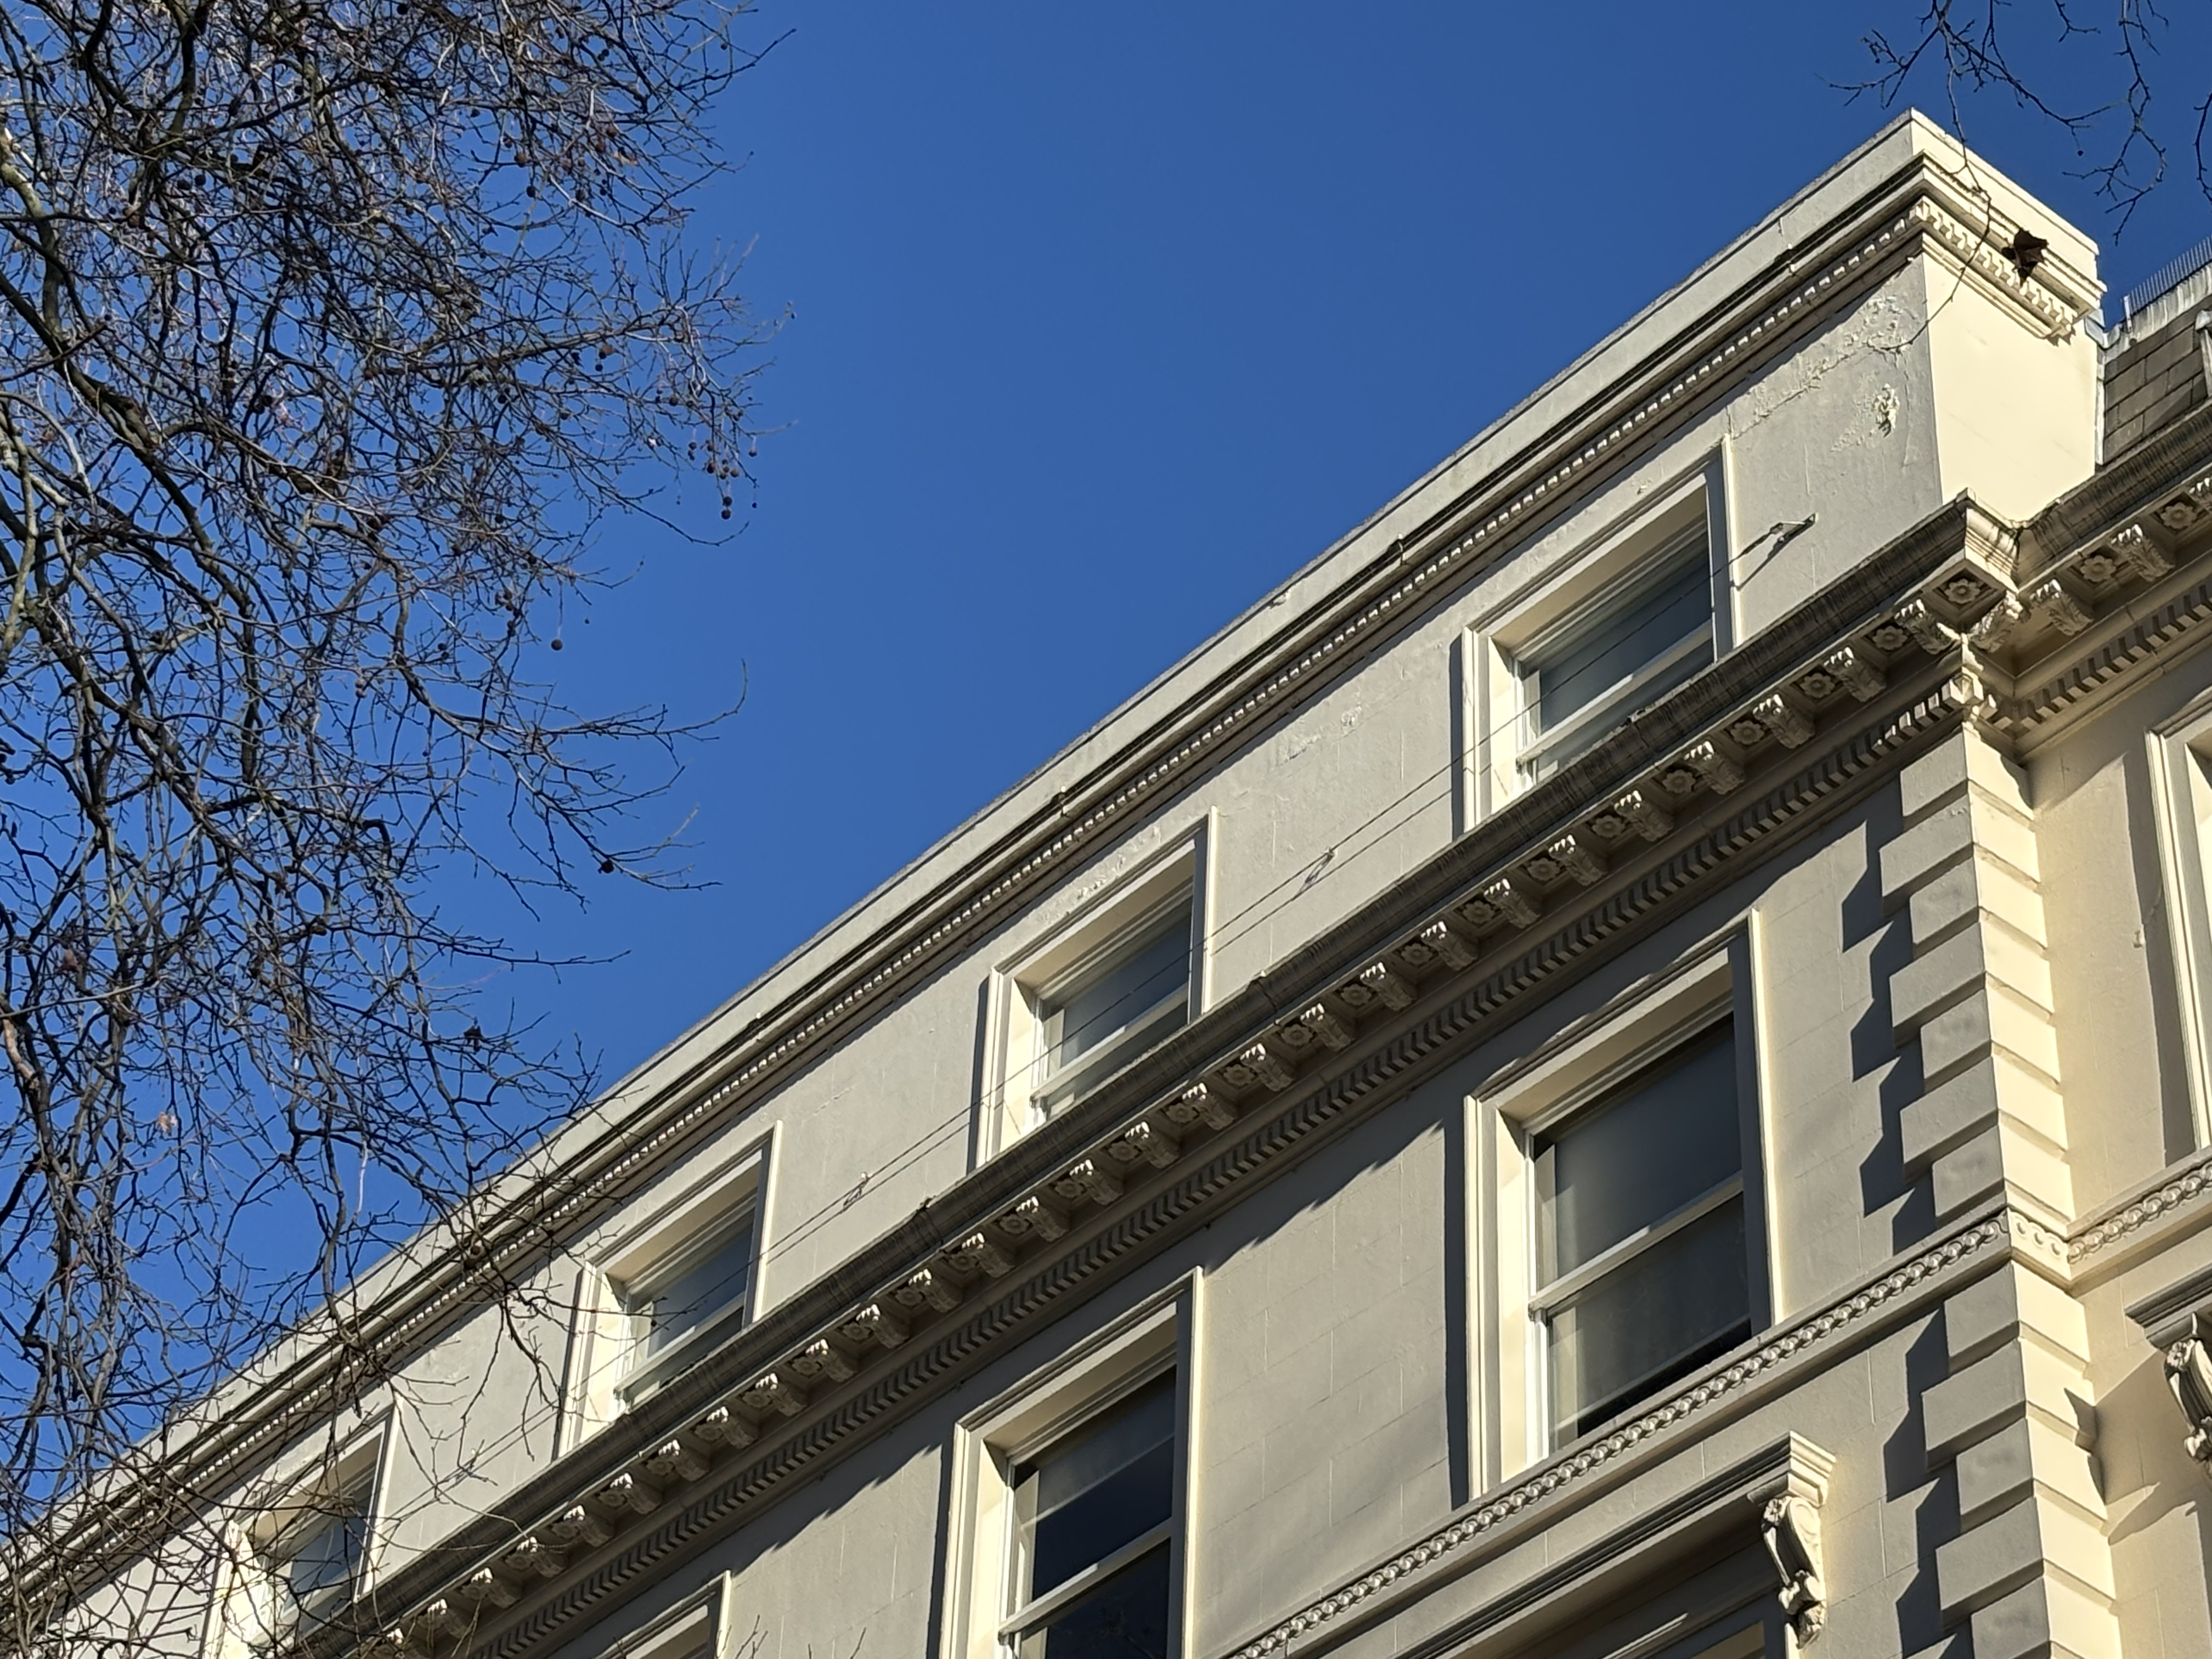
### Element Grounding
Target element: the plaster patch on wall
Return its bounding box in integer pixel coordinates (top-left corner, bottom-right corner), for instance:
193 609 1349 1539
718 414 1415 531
1725 291 1915 441
1873 384 1901 435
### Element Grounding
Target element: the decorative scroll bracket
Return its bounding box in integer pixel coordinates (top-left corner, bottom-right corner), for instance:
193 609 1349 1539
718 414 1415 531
2163 1311 2212 1468
1750 1434 1834 1650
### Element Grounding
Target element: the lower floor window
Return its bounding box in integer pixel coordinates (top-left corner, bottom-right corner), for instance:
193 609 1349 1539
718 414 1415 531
1531 1019 1753 1443
1005 1374 1176 1658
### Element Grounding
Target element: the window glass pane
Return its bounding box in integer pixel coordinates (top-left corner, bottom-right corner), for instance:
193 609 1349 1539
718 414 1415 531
1545 1197 1750 1442
644 1214 754 1356
1036 998 1188 1122
1014 1375 1175 1604
1042 911 1191 1074
1536 1023 1738 1283
271 1477 373 1632
1531 541 1714 737
1013 1543 1170 1659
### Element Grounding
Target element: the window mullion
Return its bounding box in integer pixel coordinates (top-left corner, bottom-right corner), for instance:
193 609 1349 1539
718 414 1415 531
1519 619 1714 770
997 1521 1174 1639
1529 1173 1743 1313
1035 984 1187 1096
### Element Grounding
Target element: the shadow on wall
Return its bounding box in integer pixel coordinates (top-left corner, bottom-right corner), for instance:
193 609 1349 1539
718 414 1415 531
1882 1315 1958 1656
1839 786 1937 1254
2098 1341 2212 1633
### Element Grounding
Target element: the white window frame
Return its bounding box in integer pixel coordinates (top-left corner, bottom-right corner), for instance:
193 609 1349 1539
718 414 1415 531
1460 454 1730 826
984 824 1212 1160
207 1425 388 1659
1513 524 1718 783
941 1275 1200 1659
591 1576 737 1659
2150 691 2212 1146
1471 933 1769 1480
560 1126 776 1446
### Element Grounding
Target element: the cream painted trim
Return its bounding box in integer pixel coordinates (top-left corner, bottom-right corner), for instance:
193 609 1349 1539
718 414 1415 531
940 1271 1200 1659
2147 689 2212 1148
1713 430 1742 657
590 1575 737 1659
981 815 1215 1163
558 1126 776 1449
1481 945 1736 1128
2066 1144 2212 1278
1463 453 1727 824
1472 934 1756 1479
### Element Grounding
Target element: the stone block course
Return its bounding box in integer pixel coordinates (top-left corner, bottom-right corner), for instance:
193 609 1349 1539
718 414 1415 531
1936 1492 2114 1621
1922 986 2062 1090
1970 1574 2123 1659
1890 919 2053 1036
1923 1340 2090 1464
1903 1055 2066 1171
1956 1418 2104 1530
1943 1266 2088 1369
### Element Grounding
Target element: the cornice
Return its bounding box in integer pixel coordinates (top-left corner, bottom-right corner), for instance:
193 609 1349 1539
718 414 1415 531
2064 1144 2212 1286
241 442 2212 1659
24 160 2121 1634
1218 1209 2019 1659
299 504 2029 1659
1959 406 2212 751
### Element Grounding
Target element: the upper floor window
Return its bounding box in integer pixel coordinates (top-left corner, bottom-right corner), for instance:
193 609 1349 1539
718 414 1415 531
944 1280 1194 1659
215 1440 382 1657
622 1206 757 1376
257 1472 374 1642
1515 524 1715 781
591 1579 733 1659
1031 901 1193 1126
2149 693 2212 1144
561 1132 772 1442
1529 1019 1750 1443
1462 460 1728 825
989 831 1208 1156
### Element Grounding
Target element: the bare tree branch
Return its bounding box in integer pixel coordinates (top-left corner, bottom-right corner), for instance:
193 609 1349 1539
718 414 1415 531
0 0 770 1646
1844 0 2200 238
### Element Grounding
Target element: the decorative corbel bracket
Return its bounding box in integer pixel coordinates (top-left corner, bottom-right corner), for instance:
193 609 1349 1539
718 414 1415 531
1750 1434 1835 1650
2163 1311 2212 1468
2123 1274 2212 1475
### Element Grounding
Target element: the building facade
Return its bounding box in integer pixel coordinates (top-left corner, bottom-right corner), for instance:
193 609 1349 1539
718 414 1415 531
57 112 2212 1659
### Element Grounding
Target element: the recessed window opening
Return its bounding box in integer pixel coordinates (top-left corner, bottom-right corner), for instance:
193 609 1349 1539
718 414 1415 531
1517 526 1715 781
1002 1372 1176 1659
1530 1020 1748 1444
253 1471 374 1646
1029 897 1193 1128
617 1207 757 1398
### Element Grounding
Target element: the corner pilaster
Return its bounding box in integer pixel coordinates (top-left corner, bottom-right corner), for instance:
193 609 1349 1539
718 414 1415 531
1921 1263 2114 1659
1879 721 2068 1224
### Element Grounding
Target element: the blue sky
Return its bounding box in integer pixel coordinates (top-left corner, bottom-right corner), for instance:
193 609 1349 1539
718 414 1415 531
491 2 2212 1092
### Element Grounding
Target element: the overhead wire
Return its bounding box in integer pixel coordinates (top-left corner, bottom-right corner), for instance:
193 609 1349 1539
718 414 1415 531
291 533 1826 1547
737 571 1759 1280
